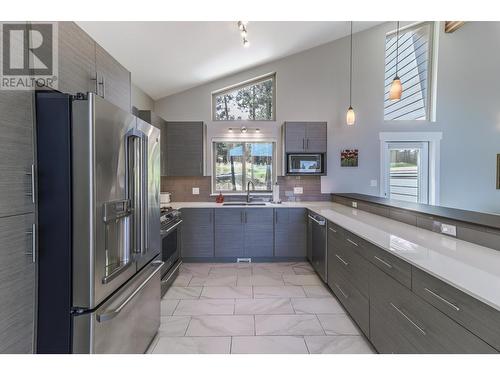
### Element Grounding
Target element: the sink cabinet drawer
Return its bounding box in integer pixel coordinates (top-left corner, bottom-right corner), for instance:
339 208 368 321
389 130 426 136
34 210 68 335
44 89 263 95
328 267 369 336
412 267 500 351
370 266 495 353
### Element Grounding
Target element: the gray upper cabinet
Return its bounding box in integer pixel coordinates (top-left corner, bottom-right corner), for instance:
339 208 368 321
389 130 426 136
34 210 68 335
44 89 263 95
244 208 274 257
138 110 165 129
95 44 131 113
138 111 167 176
214 209 245 257
0 214 35 353
181 208 214 258
0 91 34 217
274 208 306 258
284 122 327 153
165 122 204 177
58 22 97 95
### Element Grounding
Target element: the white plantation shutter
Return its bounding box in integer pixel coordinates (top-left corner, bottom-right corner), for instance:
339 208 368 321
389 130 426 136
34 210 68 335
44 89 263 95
384 22 434 121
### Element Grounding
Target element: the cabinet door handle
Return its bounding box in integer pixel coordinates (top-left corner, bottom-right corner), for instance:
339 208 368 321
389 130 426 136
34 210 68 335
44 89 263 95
374 255 393 269
424 288 460 311
25 164 35 203
335 254 349 266
306 139 309 149
390 303 426 335
240 211 243 223
275 211 278 224
245 211 247 223
334 283 348 299
25 224 36 263
328 227 337 233
346 238 358 247
99 74 106 97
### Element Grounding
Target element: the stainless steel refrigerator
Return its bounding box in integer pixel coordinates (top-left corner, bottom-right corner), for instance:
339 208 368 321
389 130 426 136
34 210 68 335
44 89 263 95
36 92 162 353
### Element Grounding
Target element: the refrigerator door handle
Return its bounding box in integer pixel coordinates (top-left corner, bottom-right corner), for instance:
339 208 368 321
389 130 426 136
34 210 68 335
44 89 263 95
96 261 164 323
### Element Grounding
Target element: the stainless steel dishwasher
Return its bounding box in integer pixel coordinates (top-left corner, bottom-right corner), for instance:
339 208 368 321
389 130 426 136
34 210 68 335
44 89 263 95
308 212 327 282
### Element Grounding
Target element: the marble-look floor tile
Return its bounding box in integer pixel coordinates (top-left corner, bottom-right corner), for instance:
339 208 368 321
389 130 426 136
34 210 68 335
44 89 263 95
186 315 254 336
293 264 316 275
189 275 237 286
283 274 323 286
253 286 306 298
174 299 235 315
163 286 202 300
255 314 324 336
158 316 191 336
252 263 296 275
201 286 253 299
291 297 344 314
180 263 212 277
235 298 294 315
231 336 308 354
172 273 193 287
302 285 333 298
317 314 362 336
152 336 231 354
305 336 375 354
208 267 252 276
161 299 180 316
237 274 285 286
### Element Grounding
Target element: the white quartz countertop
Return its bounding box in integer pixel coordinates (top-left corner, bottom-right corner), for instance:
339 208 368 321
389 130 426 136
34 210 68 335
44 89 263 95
170 201 500 311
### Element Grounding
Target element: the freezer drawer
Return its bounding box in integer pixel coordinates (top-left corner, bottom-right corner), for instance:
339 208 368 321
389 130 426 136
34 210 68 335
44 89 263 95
73 260 163 354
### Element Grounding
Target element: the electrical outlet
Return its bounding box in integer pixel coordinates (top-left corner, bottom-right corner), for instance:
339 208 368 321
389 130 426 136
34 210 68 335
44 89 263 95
352 201 358 208
293 187 303 194
192 187 200 195
440 223 457 237
370 179 378 187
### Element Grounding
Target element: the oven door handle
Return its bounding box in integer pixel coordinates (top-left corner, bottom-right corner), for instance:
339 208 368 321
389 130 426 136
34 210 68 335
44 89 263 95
162 219 183 236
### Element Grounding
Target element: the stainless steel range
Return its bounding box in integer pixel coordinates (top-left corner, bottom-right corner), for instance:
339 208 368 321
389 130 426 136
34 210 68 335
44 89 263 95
159 206 182 296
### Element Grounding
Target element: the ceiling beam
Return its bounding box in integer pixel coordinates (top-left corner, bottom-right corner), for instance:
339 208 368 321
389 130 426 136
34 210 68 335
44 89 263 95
444 21 465 33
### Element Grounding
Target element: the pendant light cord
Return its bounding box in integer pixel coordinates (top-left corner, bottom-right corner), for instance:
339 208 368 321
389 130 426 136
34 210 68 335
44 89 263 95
395 21 400 76
349 21 353 106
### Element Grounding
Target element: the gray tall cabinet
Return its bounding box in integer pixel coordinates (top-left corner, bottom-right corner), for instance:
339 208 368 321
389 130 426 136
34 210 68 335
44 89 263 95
0 21 132 353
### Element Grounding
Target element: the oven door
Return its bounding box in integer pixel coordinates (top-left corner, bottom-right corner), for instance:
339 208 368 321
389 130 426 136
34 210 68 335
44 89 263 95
160 219 182 273
287 154 323 174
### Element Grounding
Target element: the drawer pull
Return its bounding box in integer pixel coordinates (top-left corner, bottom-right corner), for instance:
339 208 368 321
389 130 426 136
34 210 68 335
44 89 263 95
374 255 393 269
328 227 337 233
334 283 349 299
335 254 349 266
424 288 460 312
346 238 358 247
390 303 426 336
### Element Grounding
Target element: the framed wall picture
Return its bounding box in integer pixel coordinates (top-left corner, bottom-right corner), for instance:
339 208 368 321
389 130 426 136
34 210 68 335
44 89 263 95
497 154 500 189
341 149 358 167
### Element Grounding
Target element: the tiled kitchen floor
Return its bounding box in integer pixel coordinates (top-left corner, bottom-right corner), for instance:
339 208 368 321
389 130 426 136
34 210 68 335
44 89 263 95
148 262 375 354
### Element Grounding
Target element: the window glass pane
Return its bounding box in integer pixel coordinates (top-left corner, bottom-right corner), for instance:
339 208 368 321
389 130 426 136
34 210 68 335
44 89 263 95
214 142 244 192
213 76 274 121
246 143 273 191
384 23 433 121
389 147 420 203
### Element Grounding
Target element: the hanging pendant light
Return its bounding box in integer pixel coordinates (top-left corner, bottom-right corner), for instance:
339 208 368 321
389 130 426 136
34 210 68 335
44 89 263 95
346 21 356 126
389 21 403 101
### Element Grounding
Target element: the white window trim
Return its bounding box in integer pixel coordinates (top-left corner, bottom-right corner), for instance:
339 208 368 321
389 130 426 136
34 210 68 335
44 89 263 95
379 132 442 205
211 138 277 195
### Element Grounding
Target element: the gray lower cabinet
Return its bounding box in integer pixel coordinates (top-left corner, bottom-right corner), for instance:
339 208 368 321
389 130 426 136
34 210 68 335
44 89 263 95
274 208 306 258
244 208 274 257
180 208 214 258
0 214 36 353
58 22 97 95
164 122 204 177
214 209 245 257
369 265 495 353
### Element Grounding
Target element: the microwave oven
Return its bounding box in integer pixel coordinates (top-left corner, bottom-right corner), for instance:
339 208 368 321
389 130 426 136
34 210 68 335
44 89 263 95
287 153 325 175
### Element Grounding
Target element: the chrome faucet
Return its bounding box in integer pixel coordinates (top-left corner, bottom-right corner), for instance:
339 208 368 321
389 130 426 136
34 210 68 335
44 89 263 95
246 180 255 203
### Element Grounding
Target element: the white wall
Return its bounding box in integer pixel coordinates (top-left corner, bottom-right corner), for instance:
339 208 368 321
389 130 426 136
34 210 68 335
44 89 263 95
155 22 500 214
131 83 154 111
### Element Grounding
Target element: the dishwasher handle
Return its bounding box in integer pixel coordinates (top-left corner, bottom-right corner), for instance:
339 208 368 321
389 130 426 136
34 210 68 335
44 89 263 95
308 215 326 226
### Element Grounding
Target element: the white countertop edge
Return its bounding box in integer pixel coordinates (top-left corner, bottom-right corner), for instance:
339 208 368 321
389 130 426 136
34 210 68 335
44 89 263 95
170 201 500 311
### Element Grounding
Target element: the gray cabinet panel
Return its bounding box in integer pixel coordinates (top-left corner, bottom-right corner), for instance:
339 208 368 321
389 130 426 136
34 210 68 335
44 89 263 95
284 122 306 152
0 214 35 353
165 122 204 177
0 91 34 217
215 209 244 257
138 111 167 176
305 122 327 153
181 209 214 258
58 22 97 95
370 265 495 353
244 208 274 257
138 110 165 129
95 44 131 112
412 267 500 351
274 208 306 258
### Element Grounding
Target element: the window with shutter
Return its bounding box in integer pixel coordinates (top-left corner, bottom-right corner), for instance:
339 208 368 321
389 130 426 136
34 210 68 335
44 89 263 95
384 22 435 121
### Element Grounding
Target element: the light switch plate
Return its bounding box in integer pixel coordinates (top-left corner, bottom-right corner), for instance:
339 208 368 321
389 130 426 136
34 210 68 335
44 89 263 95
192 187 200 195
293 187 303 194
440 223 457 237
370 179 378 187
352 201 358 208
